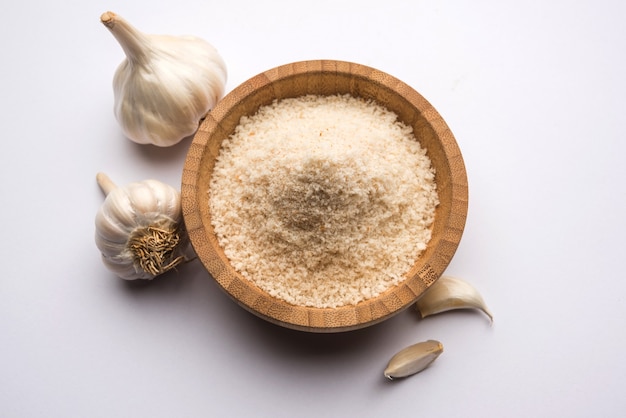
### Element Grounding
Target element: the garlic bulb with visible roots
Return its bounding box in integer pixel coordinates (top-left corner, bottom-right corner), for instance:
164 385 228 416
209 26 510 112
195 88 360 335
94 173 189 280
100 11 227 147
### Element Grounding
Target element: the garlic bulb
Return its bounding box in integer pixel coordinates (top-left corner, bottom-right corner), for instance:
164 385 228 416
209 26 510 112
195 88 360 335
100 11 227 147
94 172 188 280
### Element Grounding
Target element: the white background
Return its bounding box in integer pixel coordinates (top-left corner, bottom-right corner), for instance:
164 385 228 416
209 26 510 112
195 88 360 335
1 0 625 417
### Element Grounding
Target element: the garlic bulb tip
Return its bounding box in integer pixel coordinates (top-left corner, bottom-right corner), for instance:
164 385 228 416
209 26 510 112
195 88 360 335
100 11 115 26
96 172 116 196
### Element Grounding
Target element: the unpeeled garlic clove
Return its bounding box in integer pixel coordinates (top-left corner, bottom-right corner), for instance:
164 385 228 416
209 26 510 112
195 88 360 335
384 340 443 380
416 275 493 322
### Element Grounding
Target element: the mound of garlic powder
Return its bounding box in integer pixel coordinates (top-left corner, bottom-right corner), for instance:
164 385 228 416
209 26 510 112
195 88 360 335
209 94 439 308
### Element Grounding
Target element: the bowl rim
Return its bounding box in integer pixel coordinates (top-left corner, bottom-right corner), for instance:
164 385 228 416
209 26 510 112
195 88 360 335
181 59 468 333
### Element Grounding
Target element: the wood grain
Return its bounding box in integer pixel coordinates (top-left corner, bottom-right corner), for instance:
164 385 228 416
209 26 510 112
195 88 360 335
181 60 468 333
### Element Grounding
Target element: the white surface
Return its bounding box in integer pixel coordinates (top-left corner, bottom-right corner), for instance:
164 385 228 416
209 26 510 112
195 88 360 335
1 1 625 417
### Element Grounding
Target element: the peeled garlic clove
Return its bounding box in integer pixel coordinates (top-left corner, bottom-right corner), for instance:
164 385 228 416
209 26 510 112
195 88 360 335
384 340 443 380
416 276 493 322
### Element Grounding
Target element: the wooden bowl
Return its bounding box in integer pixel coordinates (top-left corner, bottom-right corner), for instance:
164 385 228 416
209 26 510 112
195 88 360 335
181 60 468 333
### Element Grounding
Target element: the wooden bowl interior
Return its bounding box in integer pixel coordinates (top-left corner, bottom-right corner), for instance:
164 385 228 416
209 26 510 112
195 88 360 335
182 60 467 332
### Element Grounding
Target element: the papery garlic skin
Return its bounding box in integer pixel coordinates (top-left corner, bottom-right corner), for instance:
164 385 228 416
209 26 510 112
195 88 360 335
95 173 188 280
101 11 227 147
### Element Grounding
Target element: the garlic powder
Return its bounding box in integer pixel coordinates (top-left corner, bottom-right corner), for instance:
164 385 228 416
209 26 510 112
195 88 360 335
209 94 438 308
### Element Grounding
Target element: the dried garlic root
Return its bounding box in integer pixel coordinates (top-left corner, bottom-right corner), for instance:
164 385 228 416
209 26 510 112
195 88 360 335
416 276 493 322
384 340 443 380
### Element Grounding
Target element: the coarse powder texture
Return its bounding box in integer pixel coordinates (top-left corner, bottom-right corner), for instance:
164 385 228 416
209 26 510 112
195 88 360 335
208 94 439 308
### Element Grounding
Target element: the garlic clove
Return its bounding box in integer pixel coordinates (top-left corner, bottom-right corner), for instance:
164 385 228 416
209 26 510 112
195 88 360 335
95 207 134 243
100 11 227 147
384 340 443 380
416 275 493 322
101 191 137 231
127 180 172 215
